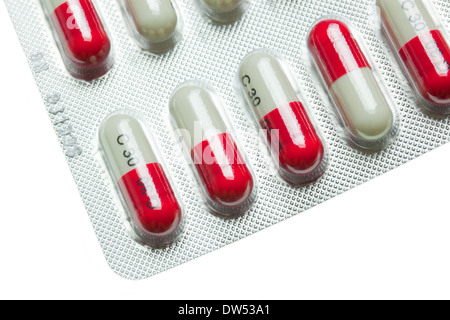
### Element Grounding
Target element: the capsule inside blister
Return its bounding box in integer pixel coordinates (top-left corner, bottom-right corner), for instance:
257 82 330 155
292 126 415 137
99 111 185 247
377 0 450 114
170 82 256 216
308 18 399 150
119 0 183 53
196 0 248 23
237 50 328 185
40 0 114 80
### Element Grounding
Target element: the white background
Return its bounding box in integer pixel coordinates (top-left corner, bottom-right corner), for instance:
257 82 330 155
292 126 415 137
0 1 449 300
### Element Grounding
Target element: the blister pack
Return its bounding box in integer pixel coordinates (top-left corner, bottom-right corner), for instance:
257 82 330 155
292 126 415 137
4 0 450 279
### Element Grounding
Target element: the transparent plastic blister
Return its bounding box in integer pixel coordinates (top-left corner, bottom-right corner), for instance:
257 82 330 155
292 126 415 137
118 0 183 54
195 0 249 23
307 16 400 151
4 0 450 279
376 0 450 115
169 81 257 217
236 49 329 185
98 110 186 247
39 0 115 80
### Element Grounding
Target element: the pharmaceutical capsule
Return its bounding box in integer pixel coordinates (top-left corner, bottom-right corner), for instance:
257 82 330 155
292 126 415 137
308 19 397 150
197 0 247 23
119 0 182 53
238 51 327 185
41 0 113 80
99 111 184 247
170 83 256 216
377 0 450 114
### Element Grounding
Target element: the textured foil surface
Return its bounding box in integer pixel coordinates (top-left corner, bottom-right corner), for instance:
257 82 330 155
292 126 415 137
4 0 450 279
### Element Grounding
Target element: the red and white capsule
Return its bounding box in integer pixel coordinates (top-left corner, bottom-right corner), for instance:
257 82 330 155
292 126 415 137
99 111 185 247
170 82 256 216
41 0 113 80
378 0 450 114
308 19 398 150
238 51 327 185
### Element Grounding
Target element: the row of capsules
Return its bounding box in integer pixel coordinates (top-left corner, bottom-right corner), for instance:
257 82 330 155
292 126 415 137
40 0 450 247
39 0 249 80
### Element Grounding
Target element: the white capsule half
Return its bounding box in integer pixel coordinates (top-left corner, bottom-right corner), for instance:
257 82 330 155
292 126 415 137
331 68 395 142
170 83 227 149
203 0 241 12
197 0 248 23
120 0 182 53
238 51 299 121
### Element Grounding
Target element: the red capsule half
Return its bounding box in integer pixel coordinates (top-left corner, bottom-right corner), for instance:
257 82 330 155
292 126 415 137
260 101 325 175
399 30 450 106
191 133 254 208
44 0 113 80
118 163 182 235
308 19 371 87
